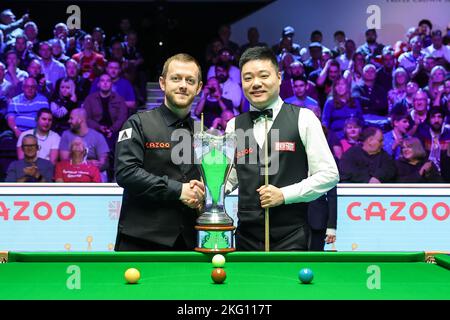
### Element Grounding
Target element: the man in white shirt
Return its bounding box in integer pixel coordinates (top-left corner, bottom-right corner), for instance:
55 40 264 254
422 30 450 64
215 62 242 114
17 108 61 165
225 46 339 251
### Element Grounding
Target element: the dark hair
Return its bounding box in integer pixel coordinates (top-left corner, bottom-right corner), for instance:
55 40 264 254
292 75 308 84
360 126 380 142
37 107 52 119
310 30 323 40
39 41 51 49
215 60 230 70
365 28 377 36
431 30 442 37
391 112 409 123
334 30 345 38
239 46 278 70
418 19 432 30
5 50 18 59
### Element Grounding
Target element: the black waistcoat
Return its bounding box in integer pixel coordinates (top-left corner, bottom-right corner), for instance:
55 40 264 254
234 103 308 243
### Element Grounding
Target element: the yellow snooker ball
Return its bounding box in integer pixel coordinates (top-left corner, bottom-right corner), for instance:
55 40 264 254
212 254 226 268
124 268 141 284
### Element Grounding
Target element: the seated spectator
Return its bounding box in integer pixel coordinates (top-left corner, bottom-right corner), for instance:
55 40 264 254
50 77 78 134
38 41 66 87
0 62 15 100
59 108 110 181
408 89 430 136
13 34 36 70
375 46 395 94
90 59 136 111
17 108 60 164
217 24 240 57
4 50 28 88
336 39 356 72
23 21 39 54
207 48 241 85
49 38 70 64
398 35 424 75
332 117 362 160
54 137 101 182
395 137 442 183
0 9 29 44
394 27 418 60
92 27 107 57
122 30 144 69
357 29 385 67
310 30 331 53
422 30 450 65
310 57 340 107
272 26 302 58
418 19 433 48
415 107 450 172
388 67 409 111
22 59 52 99
339 126 396 183
383 113 410 160
113 18 132 43
240 27 267 54
280 61 318 101
6 77 49 138
214 62 241 112
425 65 447 107
412 54 436 88
84 72 128 147
303 42 322 76
122 30 147 107
352 64 389 118
331 30 346 58
5 134 53 182
343 52 366 88
284 75 318 108
54 59 91 102
205 38 224 66
72 34 106 81
210 110 235 135
391 81 419 115
194 77 233 128
322 76 363 138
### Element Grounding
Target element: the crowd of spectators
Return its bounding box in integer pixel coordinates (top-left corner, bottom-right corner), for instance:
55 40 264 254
0 9 449 183
202 21 449 184
0 10 146 182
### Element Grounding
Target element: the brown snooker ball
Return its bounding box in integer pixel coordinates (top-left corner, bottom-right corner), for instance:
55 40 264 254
211 268 226 284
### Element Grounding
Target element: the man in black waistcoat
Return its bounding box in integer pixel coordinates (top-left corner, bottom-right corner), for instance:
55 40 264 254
114 53 205 251
226 47 339 251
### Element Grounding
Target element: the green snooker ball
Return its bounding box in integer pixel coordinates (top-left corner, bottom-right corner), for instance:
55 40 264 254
212 254 226 268
299 268 313 284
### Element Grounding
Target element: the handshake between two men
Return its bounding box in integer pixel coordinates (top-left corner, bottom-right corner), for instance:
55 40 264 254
179 179 286 213
179 180 206 211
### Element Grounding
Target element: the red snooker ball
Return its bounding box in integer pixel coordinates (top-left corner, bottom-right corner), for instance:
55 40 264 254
211 268 226 284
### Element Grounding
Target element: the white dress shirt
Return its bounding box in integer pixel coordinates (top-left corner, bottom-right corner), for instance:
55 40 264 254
225 97 339 236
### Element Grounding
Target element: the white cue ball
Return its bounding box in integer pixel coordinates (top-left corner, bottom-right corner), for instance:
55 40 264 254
212 254 226 268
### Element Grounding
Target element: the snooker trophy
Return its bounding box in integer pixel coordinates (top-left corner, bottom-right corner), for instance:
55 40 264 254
193 122 236 253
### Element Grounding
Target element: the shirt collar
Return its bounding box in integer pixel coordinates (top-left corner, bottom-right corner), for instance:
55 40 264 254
249 96 284 120
160 104 193 130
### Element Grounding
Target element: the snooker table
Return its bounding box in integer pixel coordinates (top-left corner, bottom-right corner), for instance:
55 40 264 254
0 251 449 300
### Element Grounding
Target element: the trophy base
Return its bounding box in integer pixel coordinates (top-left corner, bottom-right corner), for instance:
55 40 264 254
195 225 236 253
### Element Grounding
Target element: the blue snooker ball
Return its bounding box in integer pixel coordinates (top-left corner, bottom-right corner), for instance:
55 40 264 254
299 268 314 284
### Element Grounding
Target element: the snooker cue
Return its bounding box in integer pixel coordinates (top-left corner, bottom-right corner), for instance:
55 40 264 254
264 115 270 252
201 113 204 133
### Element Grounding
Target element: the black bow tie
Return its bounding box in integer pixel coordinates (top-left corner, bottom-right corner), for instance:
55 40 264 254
249 109 273 122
